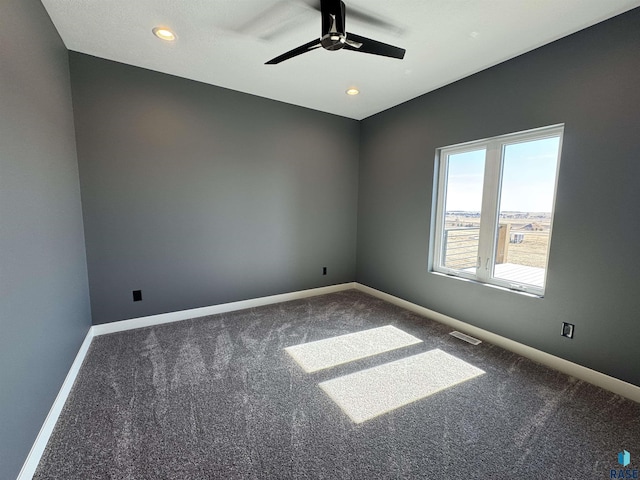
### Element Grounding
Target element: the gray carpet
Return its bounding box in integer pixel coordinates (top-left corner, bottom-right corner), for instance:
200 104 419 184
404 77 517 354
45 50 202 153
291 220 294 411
35 290 640 479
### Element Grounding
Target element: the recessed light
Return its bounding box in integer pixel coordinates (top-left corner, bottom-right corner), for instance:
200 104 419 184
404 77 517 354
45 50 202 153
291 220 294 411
346 88 359 96
152 27 176 42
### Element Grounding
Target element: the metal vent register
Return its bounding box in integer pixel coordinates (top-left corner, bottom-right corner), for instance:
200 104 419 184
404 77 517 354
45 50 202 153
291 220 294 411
449 331 482 345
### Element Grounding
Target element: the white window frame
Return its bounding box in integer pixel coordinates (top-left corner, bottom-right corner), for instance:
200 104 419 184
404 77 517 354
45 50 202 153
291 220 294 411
432 124 564 296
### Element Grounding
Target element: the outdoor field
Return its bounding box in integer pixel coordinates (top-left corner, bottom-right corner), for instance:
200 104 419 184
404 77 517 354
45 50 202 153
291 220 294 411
442 213 551 270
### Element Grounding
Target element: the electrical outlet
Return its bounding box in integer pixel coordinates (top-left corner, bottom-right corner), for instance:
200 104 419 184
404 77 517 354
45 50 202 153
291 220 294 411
133 290 142 302
322 267 327 275
561 322 574 338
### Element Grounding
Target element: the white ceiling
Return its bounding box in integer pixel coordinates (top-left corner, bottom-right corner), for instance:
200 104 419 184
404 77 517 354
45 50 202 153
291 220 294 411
42 0 640 120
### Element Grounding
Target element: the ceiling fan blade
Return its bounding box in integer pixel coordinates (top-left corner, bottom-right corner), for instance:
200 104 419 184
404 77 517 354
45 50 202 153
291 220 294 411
345 38 362 48
300 0 403 35
236 1 314 41
345 8 404 35
265 39 322 64
300 0 321 12
343 32 405 59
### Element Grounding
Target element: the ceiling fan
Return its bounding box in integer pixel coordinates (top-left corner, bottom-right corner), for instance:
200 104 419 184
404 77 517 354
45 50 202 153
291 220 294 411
265 0 406 64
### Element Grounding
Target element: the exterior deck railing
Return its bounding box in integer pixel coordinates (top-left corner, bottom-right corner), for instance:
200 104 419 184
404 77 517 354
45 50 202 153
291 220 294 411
443 225 550 278
442 227 479 270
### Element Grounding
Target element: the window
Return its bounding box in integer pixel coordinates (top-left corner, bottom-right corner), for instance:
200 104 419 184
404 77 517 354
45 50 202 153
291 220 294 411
432 125 563 295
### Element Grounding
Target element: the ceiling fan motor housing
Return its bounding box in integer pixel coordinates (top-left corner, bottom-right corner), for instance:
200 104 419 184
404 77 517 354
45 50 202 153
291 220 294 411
264 0 405 64
320 0 347 50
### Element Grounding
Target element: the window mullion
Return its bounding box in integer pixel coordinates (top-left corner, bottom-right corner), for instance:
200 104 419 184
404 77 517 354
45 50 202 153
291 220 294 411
477 141 502 283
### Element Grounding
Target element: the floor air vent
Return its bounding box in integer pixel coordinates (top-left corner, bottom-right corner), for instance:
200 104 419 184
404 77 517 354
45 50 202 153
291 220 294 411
449 331 482 345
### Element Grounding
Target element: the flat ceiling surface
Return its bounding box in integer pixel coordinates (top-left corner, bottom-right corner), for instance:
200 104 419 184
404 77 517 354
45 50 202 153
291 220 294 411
42 0 640 120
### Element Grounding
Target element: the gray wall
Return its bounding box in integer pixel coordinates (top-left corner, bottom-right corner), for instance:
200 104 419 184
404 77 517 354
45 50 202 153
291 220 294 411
357 9 640 387
2 8 636 476
70 53 360 325
0 1 91 478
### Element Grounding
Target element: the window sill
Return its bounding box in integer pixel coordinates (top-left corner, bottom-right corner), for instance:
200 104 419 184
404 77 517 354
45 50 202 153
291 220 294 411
430 271 544 299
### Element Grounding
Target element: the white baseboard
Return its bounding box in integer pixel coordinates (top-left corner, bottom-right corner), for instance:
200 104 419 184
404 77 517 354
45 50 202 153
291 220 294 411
17 327 95 480
92 283 357 336
17 283 355 479
355 283 640 404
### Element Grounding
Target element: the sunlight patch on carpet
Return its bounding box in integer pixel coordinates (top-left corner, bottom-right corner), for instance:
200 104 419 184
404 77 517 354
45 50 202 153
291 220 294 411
319 349 485 423
285 325 422 373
